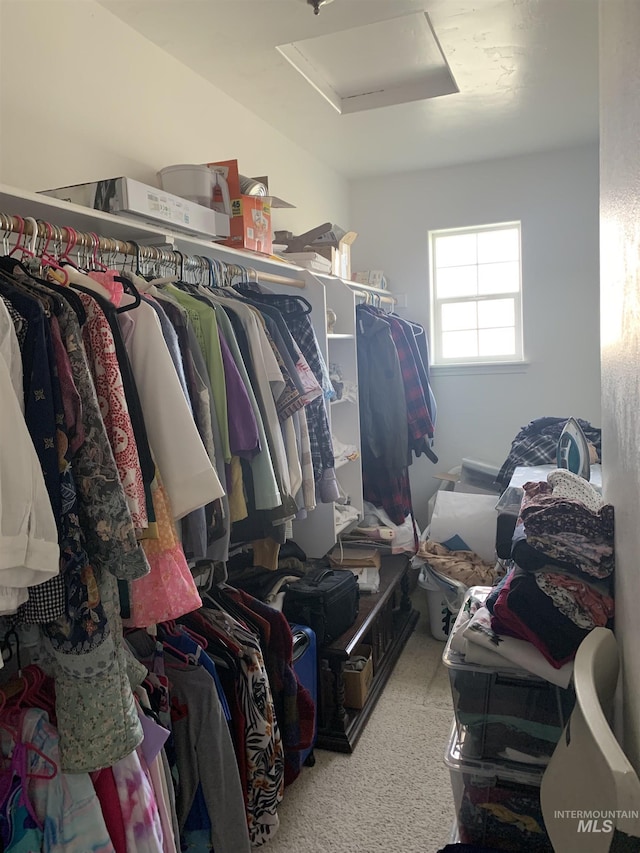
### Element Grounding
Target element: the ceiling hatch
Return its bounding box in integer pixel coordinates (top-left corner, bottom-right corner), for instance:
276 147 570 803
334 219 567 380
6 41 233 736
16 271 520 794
276 11 459 115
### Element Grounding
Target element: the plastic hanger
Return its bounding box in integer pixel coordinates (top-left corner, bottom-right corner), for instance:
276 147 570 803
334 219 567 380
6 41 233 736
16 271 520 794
88 232 108 271
114 267 142 314
37 222 69 285
0 666 58 780
8 215 26 257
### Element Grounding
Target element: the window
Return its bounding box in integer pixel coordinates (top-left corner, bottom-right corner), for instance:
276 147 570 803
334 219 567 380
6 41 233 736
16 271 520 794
429 222 523 365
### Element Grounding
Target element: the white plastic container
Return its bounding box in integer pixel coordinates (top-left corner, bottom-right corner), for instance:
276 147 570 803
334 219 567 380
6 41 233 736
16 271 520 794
158 164 232 215
417 565 466 641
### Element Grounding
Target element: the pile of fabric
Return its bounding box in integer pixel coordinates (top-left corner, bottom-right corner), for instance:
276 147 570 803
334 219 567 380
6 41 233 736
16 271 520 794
496 416 601 490
417 539 500 588
488 469 614 670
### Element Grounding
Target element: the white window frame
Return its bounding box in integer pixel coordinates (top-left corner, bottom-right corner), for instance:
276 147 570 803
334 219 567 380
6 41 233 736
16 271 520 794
429 221 524 367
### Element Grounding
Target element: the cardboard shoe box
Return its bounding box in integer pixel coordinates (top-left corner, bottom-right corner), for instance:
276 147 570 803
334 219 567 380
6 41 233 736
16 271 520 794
343 644 373 709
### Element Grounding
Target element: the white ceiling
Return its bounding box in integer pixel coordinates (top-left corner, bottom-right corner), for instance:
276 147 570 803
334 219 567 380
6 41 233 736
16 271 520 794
99 0 599 179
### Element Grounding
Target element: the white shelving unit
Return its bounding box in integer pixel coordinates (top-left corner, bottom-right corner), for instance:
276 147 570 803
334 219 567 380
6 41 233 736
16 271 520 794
0 183 392 560
317 274 365 554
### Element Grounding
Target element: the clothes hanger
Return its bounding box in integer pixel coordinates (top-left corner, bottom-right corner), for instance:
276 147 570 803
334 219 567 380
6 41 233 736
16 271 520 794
8 215 29 258
88 232 108 271
112 240 142 314
0 666 58 780
37 221 69 285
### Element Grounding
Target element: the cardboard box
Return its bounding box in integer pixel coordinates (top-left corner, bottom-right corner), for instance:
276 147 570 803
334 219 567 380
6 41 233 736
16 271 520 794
207 159 272 253
224 195 272 254
353 270 388 289
40 176 230 239
206 159 295 208
343 644 373 709
313 231 357 279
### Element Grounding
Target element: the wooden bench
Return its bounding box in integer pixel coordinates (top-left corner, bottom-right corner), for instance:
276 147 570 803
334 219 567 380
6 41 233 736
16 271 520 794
316 553 419 752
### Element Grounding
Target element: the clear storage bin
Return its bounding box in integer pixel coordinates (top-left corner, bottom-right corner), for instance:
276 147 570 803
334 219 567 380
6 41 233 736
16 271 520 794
445 723 553 852
443 591 575 765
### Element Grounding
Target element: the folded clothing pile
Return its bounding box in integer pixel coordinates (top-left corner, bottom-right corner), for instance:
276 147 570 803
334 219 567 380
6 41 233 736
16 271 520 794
489 469 614 669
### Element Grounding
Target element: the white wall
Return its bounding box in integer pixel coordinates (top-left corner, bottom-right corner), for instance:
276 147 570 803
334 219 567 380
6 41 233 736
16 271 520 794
600 0 640 773
350 145 601 525
0 0 349 234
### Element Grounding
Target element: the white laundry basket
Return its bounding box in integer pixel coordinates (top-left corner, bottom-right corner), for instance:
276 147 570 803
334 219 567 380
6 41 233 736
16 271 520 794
417 565 467 642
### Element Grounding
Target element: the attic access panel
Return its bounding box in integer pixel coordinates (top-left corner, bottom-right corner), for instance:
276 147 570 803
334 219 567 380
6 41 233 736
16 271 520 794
276 11 458 115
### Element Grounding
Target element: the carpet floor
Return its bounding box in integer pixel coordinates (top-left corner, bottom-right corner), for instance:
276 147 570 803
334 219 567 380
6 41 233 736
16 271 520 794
266 586 456 853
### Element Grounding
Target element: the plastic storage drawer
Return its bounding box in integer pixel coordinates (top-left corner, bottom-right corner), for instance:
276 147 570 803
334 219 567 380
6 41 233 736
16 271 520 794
445 723 553 852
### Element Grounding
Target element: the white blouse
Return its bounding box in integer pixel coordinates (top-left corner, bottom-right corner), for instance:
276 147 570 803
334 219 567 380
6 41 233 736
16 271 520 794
0 351 60 613
118 297 225 519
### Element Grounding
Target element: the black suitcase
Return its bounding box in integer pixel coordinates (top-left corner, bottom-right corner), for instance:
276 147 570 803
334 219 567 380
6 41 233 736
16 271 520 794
283 568 359 646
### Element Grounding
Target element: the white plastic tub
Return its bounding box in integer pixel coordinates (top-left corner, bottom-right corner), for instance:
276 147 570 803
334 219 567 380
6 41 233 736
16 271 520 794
417 565 466 641
158 164 231 215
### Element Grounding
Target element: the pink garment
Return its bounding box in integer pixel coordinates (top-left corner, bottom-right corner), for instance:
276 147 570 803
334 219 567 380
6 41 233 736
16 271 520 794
146 754 178 853
123 472 202 628
79 292 148 533
88 270 125 307
112 750 164 853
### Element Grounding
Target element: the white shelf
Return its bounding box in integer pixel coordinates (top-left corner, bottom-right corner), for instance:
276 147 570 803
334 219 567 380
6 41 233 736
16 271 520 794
0 182 367 562
335 514 361 537
335 455 359 470
330 396 352 406
0 182 308 283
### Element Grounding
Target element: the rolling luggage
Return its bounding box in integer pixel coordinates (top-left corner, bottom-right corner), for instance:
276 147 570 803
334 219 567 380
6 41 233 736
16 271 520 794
291 623 318 767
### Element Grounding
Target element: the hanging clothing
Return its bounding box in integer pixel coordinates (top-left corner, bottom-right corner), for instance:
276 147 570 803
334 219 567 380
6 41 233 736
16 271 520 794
111 749 164 853
0 352 59 611
123 470 202 628
78 291 149 534
118 295 224 520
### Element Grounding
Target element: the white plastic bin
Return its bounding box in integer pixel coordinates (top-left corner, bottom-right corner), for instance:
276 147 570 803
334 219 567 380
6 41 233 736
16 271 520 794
417 565 466 641
157 164 231 215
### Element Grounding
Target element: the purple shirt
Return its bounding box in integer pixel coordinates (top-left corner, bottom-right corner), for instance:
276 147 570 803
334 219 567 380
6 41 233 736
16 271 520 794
218 328 260 458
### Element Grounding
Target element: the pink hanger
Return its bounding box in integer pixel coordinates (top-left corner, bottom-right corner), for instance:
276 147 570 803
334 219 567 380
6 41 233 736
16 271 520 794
8 215 26 257
39 222 69 285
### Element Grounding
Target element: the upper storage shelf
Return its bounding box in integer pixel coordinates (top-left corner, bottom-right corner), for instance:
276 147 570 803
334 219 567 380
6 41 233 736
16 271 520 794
0 182 394 302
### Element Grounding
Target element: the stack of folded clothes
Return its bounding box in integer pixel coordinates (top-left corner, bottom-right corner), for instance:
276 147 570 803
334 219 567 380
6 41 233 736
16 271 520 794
488 469 614 669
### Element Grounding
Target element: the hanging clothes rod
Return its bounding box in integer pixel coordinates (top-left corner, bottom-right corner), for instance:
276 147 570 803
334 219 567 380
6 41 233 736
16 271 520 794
0 211 306 288
351 287 396 306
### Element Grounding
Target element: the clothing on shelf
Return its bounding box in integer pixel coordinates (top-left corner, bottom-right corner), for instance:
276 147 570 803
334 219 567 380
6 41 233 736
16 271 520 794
483 466 615 671
496 416 602 490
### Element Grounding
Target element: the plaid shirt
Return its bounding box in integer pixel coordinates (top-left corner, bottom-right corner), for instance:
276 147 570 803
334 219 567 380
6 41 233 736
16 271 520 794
496 417 602 489
362 464 413 526
360 307 434 446
244 294 335 479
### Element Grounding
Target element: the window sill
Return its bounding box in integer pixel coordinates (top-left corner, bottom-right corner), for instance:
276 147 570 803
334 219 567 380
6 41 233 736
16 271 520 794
431 360 530 377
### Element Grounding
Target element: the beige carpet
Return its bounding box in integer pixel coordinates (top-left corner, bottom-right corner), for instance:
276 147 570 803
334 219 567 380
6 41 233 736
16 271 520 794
267 586 456 853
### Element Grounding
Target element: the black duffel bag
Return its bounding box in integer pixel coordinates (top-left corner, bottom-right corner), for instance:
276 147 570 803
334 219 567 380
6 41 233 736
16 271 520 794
283 568 360 646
